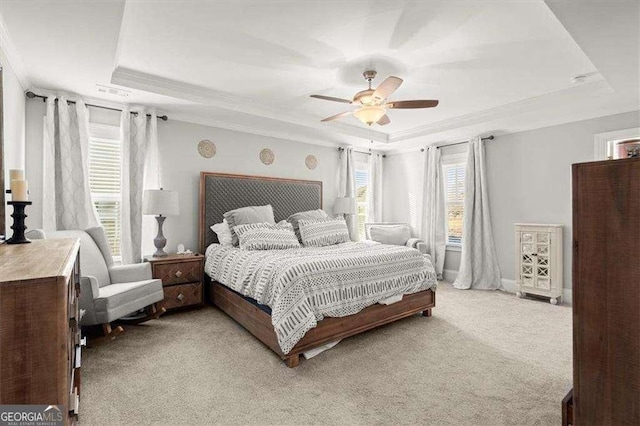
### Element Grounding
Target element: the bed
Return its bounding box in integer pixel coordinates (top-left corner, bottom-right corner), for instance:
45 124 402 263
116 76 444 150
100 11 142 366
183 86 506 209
199 172 437 367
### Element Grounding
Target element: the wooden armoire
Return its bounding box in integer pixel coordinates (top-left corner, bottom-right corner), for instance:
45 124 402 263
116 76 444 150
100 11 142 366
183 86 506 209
565 157 640 425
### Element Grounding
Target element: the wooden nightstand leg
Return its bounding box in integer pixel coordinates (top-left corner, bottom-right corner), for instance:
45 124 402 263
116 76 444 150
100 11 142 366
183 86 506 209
422 309 432 317
284 354 300 368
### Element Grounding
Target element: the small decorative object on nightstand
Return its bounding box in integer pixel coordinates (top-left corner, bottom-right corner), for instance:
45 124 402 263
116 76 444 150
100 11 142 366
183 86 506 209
143 188 180 257
515 223 563 304
145 254 204 311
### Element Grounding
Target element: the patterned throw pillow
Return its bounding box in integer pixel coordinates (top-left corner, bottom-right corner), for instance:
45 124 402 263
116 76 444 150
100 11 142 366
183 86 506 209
223 205 275 246
234 222 301 250
298 218 351 247
287 209 329 242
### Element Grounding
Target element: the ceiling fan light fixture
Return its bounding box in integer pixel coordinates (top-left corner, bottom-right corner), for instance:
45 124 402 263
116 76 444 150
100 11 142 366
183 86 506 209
354 106 386 125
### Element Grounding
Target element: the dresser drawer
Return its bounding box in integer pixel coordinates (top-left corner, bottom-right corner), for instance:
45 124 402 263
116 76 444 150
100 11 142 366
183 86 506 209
163 282 203 310
153 261 201 286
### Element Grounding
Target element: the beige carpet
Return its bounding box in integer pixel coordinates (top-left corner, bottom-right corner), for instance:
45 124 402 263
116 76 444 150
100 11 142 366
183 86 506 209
81 282 572 425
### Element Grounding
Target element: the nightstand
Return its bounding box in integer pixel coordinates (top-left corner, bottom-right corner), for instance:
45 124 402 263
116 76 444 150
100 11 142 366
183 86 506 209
145 254 204 311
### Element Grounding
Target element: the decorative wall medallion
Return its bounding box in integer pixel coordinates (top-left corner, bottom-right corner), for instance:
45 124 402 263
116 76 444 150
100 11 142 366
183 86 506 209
305 155 318 170
259 148 275 165
198 139 216 158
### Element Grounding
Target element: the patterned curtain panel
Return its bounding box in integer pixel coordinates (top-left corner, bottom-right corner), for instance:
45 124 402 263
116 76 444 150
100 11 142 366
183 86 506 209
42 96 99 231
419 146 446 278
120 107 158 264
339 146 357 241
453 137 502 290
366 152 383 223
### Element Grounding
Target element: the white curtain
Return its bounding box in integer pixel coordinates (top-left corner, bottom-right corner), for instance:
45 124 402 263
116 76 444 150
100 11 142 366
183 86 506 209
339 146 357 241
366 152 383 223
42 96 99 231
453 137 502 290
120 107 158 264
419 146 446 279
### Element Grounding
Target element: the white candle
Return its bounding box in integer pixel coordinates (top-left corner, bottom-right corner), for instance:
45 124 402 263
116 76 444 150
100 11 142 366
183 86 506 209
11 180 28 201
9 169 24 181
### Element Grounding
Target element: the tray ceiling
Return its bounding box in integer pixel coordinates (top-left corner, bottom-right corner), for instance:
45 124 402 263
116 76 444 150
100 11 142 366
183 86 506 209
1 0 637 150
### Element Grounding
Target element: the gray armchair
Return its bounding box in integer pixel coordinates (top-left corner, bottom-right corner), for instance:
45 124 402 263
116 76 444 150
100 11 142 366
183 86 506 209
28 227 165 338
364 222 430 260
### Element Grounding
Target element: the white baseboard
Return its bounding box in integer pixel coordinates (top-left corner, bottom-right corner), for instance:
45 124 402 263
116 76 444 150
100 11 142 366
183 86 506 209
441 269 572 305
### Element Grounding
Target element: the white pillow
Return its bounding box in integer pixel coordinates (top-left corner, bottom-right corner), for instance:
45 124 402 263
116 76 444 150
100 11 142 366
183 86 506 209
210 219 233 246
368 224 411 246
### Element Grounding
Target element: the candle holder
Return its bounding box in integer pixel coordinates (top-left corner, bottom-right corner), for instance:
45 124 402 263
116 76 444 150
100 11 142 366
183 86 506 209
6 201 33 244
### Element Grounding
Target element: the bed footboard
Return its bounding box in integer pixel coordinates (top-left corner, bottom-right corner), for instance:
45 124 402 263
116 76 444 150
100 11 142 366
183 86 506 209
208 280 436 367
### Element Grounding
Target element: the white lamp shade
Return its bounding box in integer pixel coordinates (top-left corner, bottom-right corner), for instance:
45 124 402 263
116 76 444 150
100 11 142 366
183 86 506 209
353 106 386 125
143 189 180 216
334 197 356 215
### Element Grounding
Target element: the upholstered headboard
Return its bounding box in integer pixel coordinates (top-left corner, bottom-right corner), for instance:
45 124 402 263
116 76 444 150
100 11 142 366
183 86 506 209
199 172 323 253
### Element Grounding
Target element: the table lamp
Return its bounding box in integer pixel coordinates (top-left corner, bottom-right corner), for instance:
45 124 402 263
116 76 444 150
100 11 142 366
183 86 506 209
143 188 179 257
334 197 356 218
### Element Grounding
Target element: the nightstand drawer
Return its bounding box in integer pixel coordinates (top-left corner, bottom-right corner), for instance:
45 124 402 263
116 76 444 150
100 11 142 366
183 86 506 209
154 260 201 286
163 282 203 310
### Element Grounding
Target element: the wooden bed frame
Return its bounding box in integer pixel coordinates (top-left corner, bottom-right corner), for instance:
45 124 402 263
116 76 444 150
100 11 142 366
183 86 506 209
199 172 436 367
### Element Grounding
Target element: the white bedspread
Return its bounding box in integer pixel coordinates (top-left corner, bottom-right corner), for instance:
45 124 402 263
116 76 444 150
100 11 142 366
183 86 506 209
205 242 437 354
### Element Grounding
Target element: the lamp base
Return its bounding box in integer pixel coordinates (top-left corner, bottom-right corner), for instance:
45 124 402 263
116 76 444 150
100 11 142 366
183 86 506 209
152 215 168 257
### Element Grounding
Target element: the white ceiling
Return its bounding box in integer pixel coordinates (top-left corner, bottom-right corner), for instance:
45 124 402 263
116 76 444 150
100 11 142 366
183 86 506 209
1 0 638 151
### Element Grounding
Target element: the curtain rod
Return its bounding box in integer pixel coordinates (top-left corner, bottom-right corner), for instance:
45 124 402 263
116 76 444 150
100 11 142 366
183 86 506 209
337 147 386 158
25 91 168 121
420 135 494 152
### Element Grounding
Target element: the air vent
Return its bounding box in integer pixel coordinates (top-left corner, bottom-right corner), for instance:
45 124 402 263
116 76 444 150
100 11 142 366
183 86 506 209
96 84 130 98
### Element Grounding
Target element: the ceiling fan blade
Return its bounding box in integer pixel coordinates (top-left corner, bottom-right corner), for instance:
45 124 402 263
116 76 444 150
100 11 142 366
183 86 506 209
310 94 353 104
373 76 403 100
321 110 353 122
386 100 439 109
377 114 391 126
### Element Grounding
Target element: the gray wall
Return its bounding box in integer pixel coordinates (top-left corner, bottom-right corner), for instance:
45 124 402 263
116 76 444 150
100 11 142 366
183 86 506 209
155 119 341 253
384 110 640 289
24 99 343 253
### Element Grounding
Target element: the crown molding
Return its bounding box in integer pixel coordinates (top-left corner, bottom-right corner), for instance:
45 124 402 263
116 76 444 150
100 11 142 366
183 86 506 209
111 66 389 143
28 86 162 113
388 78 612 143
0 12 29 88
164 110 351 150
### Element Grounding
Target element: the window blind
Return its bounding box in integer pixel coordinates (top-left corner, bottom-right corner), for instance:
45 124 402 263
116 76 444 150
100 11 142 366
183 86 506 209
443 163 465 245
88 137 122 257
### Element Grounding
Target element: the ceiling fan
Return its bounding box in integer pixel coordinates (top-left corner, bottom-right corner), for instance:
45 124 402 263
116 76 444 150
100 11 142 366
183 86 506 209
310 70 439 126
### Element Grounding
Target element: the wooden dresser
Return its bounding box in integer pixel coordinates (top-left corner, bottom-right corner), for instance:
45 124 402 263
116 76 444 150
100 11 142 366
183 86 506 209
567 157 640 425
146 254 204 311
0 238 82 425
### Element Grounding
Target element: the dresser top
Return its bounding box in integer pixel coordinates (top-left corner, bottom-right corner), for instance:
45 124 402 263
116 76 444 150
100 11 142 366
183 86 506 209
0 238 80 284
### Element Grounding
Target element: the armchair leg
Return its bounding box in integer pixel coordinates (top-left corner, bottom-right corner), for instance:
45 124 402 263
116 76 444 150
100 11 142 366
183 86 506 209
148 302 166 320
102 323 124 340
119 302 166 325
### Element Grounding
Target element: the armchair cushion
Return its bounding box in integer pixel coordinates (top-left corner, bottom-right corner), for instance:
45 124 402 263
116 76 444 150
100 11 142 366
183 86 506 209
109 263 153 284
94 279 164 324
368 224 412 246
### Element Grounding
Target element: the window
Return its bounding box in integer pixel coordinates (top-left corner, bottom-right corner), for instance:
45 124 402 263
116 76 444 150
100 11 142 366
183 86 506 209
88 124 122 259
355 165 369 240
442 155 466 247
